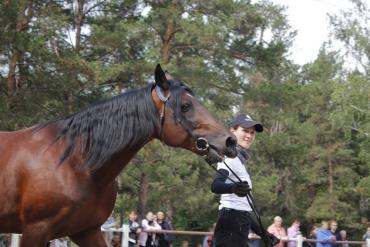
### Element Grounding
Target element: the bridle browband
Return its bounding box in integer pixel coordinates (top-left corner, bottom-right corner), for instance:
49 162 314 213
154 85 170 103
154 84 209 154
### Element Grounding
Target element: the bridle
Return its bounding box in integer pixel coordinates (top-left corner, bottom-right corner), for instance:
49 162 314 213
154 84 211 154
154 85 170 136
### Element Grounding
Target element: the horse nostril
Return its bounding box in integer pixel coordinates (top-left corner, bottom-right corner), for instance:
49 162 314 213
196 138 209 151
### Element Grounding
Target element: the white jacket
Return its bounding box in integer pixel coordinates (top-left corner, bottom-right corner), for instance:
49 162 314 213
139 219 161 246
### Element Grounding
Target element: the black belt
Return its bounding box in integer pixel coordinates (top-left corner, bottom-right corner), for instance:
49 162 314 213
219 207 251 215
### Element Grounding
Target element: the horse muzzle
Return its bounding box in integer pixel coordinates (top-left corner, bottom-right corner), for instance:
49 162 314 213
195 137 237 165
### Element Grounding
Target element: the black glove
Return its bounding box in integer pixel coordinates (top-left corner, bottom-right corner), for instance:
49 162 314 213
231 181 251 197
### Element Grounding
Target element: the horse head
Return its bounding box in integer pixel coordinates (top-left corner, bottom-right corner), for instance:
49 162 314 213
152 64 237 163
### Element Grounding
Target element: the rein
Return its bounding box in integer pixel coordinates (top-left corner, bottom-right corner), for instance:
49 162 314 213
208 161 273 247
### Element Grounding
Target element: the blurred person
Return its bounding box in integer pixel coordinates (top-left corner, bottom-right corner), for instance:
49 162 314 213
329 220 340 247
49 237 68 247
181 240 189 247
102 214 119 246
306 225 318 247
128 211 141 247
316 221 335 247
111 234 121 247
308 225 318 239
287 219 302 247
267 216 287 247
362 226 370 240
139 211 161 247
156 211 173 247
202 224 216 247
0 234 10 247
339 230 348 247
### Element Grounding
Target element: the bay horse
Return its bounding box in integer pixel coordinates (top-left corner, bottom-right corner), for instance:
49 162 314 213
0 64 237 247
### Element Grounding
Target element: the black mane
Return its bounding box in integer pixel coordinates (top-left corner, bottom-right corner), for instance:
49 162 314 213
42 80 193 170
53 83 160 170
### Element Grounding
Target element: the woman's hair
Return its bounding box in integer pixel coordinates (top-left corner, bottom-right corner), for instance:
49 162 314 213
274 216 283 223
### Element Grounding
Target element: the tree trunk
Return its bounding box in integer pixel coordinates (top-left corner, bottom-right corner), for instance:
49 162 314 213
75 0 85 52
6 0 33 106
64 0 85 112
328 158 334 194
138 172 149 219
259 26 265 45
7 53 18 99
161 18 175 65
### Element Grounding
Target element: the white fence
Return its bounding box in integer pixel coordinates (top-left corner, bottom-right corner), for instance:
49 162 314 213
100 227 370 247
8 228 370 247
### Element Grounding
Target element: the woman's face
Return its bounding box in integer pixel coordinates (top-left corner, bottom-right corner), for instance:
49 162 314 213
146 212 154 221
274 217 283 227
230 126 256 149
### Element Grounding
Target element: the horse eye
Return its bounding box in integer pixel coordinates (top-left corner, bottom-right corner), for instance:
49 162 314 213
181 103 192 113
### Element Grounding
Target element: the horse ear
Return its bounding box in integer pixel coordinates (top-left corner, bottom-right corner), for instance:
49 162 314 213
155 64 170 90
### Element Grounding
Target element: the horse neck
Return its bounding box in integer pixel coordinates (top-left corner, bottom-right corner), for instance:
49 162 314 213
63 85 160 182
91 139 152 185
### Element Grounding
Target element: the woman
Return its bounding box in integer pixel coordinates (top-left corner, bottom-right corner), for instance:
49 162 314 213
287 219 302 247
139 212 161 247
267 216 287 247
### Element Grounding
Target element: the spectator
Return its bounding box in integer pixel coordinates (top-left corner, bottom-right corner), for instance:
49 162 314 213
111 234 121 247
307 225 318 247
316 221 335 247
139 211 161 247
287 219 302 247
128 211 141 247
309 225 318 239
102 214 119 246
202 224 216 247
181 240 189 247
339 230 348 247
156 211 173 247
0 234 10 247
329 220 340 247
49 237 68 247
362 226 370 240
267 216 287 247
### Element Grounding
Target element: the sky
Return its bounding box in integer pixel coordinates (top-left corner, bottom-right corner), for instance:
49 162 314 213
270 0 354 65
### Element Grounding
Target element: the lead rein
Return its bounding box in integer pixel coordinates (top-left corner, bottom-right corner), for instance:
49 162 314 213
208 160 274 247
